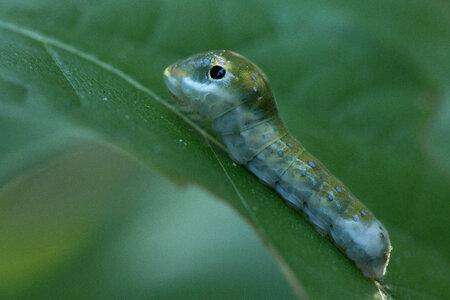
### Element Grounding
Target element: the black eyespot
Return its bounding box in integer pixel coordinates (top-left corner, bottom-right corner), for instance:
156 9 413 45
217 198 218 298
210 65 226 79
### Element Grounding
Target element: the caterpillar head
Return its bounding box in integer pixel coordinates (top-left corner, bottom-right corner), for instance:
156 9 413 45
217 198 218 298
163 50 274 117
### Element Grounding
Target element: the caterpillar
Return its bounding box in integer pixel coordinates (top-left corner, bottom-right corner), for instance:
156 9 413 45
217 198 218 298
163 50 391 280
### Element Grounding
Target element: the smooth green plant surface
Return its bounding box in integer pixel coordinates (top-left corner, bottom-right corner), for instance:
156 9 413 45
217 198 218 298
0 0 449 299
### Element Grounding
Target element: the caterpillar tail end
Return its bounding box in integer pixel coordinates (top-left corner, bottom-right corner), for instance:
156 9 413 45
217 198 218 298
350 225 392 280
357 249 392 280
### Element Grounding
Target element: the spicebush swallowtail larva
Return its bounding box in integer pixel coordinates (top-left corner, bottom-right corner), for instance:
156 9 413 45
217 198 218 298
163 50 391 279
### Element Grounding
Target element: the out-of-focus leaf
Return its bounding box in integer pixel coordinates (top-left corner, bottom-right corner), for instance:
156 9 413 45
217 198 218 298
0 141 296 299
0 143 152 294
426 97 450 176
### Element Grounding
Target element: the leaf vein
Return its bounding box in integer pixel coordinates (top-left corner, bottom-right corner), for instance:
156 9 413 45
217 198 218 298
43 43 84 107
0 20 227 152
204 137 308 299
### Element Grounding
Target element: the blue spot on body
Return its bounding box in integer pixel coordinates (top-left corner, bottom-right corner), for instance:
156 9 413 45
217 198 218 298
336 186 342 193
361 210 367 216
301 170 306 176
308 161 316 168
251 75 257 81
327 194 333 201
287 142 294 148
278 150 283 157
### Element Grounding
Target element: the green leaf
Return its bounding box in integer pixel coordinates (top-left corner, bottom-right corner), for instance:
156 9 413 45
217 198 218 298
0 140 297 299
0 143 152 294
0 1 449 299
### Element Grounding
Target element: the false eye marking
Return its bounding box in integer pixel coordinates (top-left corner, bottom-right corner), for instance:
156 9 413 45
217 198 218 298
210 65 226 79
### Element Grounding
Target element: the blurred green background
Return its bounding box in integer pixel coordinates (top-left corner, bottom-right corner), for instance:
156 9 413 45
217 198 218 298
0 137 295 299
0 0 449 299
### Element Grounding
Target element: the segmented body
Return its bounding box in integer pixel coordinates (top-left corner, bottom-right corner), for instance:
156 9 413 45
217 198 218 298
163 50 391 279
